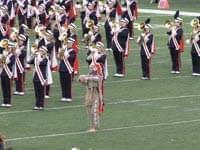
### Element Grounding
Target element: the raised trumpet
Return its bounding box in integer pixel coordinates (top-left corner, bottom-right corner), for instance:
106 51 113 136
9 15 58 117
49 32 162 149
86 19 95 29
164 19 174 29
190 18 199 27
58 32 68 42
137 22 145 31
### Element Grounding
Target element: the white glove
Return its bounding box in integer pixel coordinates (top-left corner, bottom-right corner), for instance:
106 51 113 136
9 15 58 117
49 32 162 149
36 54 43 62
64 50 69 58
15 49 21 56
171 29 177 36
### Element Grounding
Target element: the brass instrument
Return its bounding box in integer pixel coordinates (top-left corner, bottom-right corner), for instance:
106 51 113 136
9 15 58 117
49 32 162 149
0 39 9 49
48 4 65 15
190 18 199 28
137 22 145 31
110 20 120 32
86 19 95 29
186 18 200 44
59 32 68 42
164 19 174 29
190 18 199 35
0 39 17 67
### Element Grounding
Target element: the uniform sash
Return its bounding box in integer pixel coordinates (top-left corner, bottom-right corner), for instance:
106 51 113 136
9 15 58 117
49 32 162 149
113 28 129 55
35 57 46 85
193 32 200 56
62 49 73 74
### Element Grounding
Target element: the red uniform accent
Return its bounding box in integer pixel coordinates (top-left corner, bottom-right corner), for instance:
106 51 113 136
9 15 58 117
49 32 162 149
179 37 185 53
92 62 104 114
116 3 123 16
69 5 77 20
72 39 79 74
134 5 139 19
5 25 11 38
158 0 170 9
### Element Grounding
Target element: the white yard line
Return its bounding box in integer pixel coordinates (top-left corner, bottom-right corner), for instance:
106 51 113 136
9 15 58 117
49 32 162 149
23 75 192 93
1 94 200 115
139 9 200 17
6 118 200 142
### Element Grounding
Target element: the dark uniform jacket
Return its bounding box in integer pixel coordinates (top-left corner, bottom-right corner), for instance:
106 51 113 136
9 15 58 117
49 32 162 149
140 33 154 56
112 27 129 52
167 27 183 50
28 57 48 82
1 53 15 77
59 48 76 73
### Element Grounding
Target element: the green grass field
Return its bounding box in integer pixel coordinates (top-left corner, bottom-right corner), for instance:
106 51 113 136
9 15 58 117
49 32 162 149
1 0 200 149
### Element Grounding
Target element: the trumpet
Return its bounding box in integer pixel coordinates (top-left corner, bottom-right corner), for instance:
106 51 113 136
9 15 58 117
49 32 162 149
137 22 145 31
59 32 68 42
110 20 120 32
164 19 174 29
190 18 199 28
86 19 95 29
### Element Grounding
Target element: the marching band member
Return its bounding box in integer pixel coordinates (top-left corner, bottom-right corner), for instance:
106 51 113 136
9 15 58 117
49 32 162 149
78 62 104 133
102 0 117 50
166 10 184 74
17 0 28 25
60 0 77 23
86 41 107 79
0 39 16 108
44 30 55 98
79 0 88 38
35 3 48 26
68 23 79 75
123 0 138 39
82 1 98 39
58 37 76 102
27 0 36 29
28 46 52 110
0 10 11 53
112 17 129 77
90 25 102 45
13 34 27 95
0 6 10 37
190 17 200 76
137 18 156 80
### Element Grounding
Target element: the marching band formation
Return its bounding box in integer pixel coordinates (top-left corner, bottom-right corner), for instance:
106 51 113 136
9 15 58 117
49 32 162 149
0 0 199 130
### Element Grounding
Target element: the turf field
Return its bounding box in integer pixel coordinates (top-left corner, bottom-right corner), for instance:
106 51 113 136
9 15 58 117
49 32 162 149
1 0 200 149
